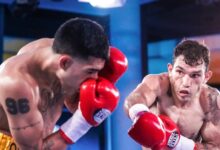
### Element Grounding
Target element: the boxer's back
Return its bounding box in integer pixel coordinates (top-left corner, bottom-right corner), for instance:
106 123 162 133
17 38 53 55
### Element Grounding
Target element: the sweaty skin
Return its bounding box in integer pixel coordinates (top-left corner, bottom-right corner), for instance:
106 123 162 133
0 38 105 149
125 56 220 150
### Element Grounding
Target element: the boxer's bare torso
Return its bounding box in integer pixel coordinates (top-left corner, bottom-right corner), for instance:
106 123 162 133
126 73 220 149
0 38 78 139
156 73 219 139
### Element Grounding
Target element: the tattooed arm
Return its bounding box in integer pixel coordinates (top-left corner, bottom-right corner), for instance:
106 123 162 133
0 79 68 150
198 87 220 149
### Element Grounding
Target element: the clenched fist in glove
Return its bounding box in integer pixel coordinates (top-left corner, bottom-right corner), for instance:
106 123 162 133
59 77 119 144
80 77 119 126
128 104 197 150
99 46 128 83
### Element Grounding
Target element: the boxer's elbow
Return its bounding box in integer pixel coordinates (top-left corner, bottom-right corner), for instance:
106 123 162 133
14 133 43 150
12 122 44 149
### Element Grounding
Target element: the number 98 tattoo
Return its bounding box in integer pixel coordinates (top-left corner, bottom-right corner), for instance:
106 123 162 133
5 98 30 115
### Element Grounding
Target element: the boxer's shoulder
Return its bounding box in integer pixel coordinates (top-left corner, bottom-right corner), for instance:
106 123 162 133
143 73 168 85
142 73 169 95
0 53 29 75
0 73 35 103
199 85 220 112
199 85 220 147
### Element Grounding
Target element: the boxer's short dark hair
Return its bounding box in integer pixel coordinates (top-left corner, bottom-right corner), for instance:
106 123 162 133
52 18 109 60
173 40 210 70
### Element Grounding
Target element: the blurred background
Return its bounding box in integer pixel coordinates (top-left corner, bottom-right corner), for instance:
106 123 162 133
0 0 220 149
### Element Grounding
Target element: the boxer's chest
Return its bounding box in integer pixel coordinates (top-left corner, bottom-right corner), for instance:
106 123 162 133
158 96 205 139
175 109 204 139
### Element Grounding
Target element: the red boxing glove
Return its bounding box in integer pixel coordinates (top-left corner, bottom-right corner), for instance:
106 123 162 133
99 46 128 83
128 104 197 150
128 111 166 149
80 77 120 126
157 115 197 150
60 77 119 144
128 112 180 150
128 104 180 150
154 115 181 150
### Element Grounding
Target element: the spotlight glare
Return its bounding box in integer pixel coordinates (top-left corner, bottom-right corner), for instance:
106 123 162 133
78 0 126 8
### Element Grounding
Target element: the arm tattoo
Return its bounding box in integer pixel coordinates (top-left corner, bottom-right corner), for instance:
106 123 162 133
11 120 41 131
207 87 220 124
5 98 30 115
208 87 218 109
43 140 55 150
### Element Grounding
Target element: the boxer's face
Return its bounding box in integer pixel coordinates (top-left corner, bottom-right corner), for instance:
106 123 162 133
168 55 211 103
59 55 105 95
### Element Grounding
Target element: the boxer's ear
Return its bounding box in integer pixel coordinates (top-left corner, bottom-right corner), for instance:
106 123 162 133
167 63 173 73
204 70 212 83
59 55 73 70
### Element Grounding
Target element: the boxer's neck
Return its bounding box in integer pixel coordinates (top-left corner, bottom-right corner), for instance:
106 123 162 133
26 47 61 91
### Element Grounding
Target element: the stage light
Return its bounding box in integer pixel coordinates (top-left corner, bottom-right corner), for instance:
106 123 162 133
78 0 126 8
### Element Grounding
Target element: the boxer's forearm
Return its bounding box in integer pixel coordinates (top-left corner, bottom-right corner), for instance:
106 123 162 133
124 82 158 117
124 93 148 116
15 132 68 150
42 132 68 150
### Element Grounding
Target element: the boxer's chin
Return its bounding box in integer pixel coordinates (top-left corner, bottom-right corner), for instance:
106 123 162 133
178 96 191 103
